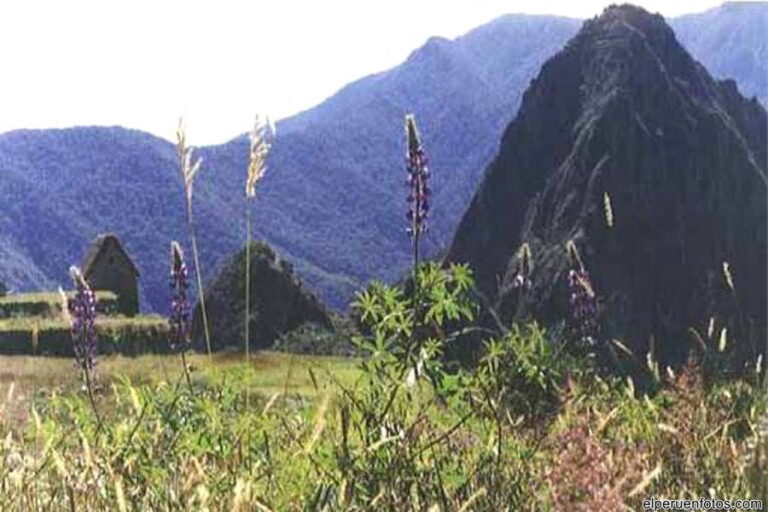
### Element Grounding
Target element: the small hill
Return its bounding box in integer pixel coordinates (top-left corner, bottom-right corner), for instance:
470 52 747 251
446 4 767 362
192 242 333 352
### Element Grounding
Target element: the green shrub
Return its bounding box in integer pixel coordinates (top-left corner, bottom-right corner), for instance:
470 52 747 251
273 321 356 356
473 323 583 419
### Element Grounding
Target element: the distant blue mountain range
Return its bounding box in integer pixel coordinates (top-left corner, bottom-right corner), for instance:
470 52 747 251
0 3 765 312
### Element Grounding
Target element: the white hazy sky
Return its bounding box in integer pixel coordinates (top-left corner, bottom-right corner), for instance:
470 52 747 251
0 0 736 144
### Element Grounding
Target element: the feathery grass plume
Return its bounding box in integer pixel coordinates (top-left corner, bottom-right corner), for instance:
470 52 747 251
718 327 728 353
68 266 102 426
722 261 735 292
244 115 274 363
169 241 193 391
603 192 614 228
245 115 273 199
707 317 716 339
175 118 212 358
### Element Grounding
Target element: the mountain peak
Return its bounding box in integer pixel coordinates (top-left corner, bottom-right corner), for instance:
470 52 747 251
596 3 662 21
446 3 767 362
577 3 681 54
582 3 676 47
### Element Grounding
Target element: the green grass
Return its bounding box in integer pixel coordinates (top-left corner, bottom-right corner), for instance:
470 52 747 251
0 290 117 305
0 351 360 427
0 290 119 321
0 314 167 331
0 315 172 357
0 346 765 510
0 262 764 509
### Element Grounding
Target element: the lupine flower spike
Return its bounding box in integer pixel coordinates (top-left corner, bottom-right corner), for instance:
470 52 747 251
565 240 599 347
169 241 191 351
404 114 431 367
68 266 102 426
405 114 430 241
169 241 194 391
68 266 98 373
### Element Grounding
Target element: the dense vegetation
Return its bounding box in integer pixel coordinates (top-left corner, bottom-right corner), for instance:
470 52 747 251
0 264 766 510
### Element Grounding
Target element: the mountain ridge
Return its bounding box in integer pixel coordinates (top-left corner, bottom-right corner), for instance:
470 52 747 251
0 3 765 313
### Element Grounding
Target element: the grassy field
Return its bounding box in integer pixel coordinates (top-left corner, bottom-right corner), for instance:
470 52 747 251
0 314 167 330
0 339 766 509
0 351 360 428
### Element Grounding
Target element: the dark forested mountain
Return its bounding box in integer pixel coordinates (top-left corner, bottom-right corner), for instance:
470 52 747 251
0 3 764 312
446 4 767 361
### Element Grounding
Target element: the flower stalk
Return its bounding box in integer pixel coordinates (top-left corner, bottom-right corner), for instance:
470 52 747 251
565 241 599 349
244 115 273 363
175 119 212 358
169 241 193 392
404 114 431 374
67 267 102 427
405 114 430 274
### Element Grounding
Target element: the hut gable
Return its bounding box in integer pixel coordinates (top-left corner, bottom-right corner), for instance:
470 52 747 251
82 234 140 316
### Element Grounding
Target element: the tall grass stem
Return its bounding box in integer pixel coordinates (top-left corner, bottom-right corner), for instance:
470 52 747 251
245 205 251 364
186 202 212 359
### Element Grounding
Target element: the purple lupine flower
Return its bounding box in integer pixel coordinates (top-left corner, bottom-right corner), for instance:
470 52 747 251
566 267 599 346
405 115 430 238
68 266 98 372
169 241 192 351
